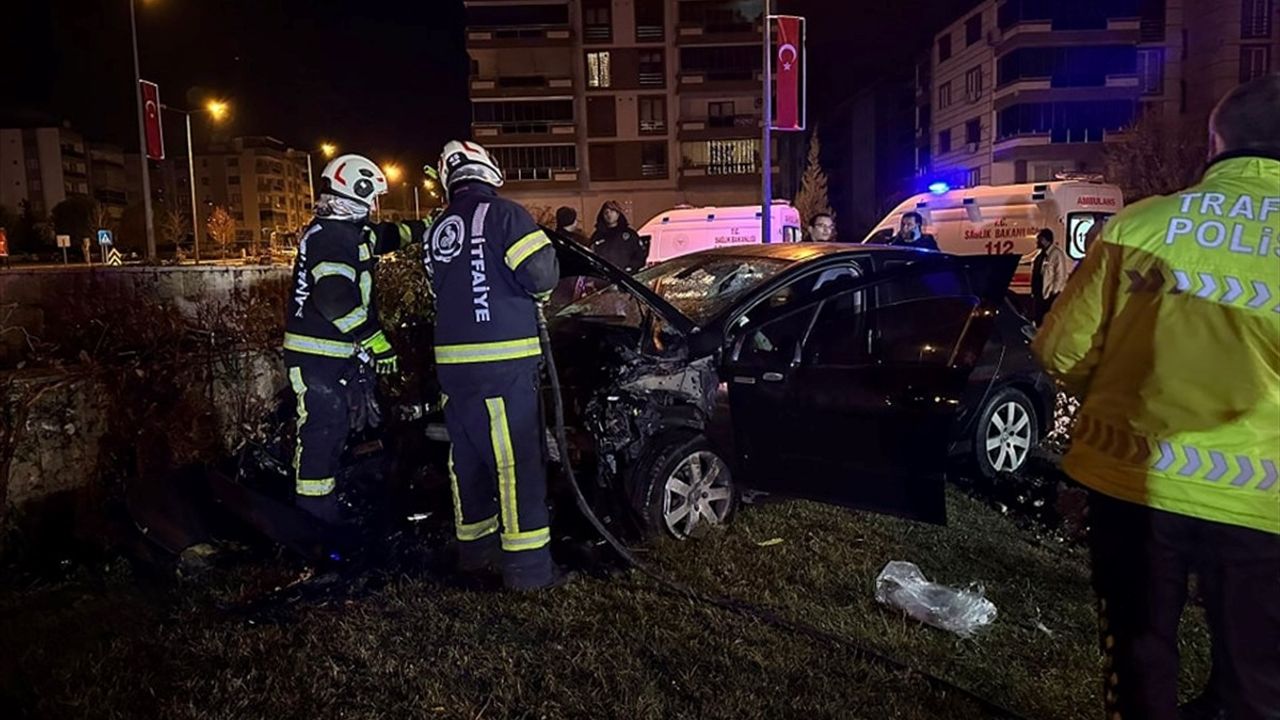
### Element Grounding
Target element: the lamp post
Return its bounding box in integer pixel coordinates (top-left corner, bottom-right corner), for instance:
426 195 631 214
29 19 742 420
160 100 229 263
128 0 156 261
761 0 773 250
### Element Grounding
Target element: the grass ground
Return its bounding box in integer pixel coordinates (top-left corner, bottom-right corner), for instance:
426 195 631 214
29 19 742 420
0 488 1211 720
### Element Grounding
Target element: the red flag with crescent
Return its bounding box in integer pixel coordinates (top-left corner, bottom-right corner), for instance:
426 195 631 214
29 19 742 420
773 16 804 131
140 80 165 160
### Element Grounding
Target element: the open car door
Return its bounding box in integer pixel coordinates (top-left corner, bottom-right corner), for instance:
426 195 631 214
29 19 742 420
725 254 1018 524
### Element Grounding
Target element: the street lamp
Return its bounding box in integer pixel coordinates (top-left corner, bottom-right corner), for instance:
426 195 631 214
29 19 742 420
161 99 230 263
383 163 403 183
320 142 338 159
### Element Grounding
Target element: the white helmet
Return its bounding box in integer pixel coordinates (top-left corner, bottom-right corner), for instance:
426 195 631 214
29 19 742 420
320 154 388 208
437 140 504 193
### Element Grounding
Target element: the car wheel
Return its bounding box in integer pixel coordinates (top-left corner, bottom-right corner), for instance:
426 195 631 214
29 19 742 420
974 387 1038 479
632 433 737 540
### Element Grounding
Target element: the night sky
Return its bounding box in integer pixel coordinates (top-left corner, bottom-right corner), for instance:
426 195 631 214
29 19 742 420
10 0 976 178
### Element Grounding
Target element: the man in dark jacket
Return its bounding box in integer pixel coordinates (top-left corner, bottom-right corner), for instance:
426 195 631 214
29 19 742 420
428 140 568 591
887 211 939 251
590 200 648 273
284 153 430 524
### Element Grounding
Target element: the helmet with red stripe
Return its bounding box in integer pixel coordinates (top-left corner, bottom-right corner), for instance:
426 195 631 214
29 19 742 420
320 154 389 208
437 140 504 194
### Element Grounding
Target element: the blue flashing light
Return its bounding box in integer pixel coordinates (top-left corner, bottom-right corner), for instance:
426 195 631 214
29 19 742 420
928 181 950 195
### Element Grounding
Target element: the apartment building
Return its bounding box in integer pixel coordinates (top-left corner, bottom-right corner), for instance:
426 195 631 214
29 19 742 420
1139 0 1279 121
466 0 772 228
0 126 92 218
920 0 1278 190
189 136 314 251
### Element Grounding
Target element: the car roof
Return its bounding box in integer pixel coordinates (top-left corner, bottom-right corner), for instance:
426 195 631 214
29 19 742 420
677 242 913 262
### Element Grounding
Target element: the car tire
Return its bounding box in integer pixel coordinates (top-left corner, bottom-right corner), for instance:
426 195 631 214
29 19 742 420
973 387 1038 479
631 433 737 540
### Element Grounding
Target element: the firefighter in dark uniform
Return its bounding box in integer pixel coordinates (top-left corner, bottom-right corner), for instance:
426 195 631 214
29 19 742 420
285 153 430 524
427 140 566 591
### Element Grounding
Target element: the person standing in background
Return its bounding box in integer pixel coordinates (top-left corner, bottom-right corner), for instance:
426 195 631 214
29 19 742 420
590 201 647 273
1030 228 1069 324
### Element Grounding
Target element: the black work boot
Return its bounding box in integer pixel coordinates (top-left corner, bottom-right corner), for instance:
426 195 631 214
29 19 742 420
502 549 577 592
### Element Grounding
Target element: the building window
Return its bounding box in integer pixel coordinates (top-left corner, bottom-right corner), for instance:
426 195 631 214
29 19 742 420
938 129 952 154
709 101 735 127
997 100 1136 142
587 51 612 88
997 45 1137 88
639 50 665 87
489 145 578 181
587 96 617 137
681 138 760 174
1240 45 1272 81
938 33 952 62
640 96 667 133
938 81 953 109
584 1 612 42
680 45 761 81
966 13 983 46
474 100 574 134
635 0 664 41
641 141 668 177
966 168 981 187
916 144 932 175
965 118 981 146
1137 48 1165 95
965 66 984 101
1242 0 1273 38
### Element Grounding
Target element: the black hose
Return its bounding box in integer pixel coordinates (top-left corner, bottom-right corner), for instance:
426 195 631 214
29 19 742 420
535 307 1032 720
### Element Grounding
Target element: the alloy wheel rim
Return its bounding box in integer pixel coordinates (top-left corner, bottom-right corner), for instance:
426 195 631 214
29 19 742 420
662 451 733 538
985 400 1032 473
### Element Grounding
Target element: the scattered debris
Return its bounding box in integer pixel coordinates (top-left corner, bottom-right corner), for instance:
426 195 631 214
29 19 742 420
874 561 997 638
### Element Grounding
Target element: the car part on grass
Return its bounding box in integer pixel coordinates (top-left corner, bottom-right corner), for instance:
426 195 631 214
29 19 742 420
874 561 998 638
974 387 1038 478
536 303 1032 720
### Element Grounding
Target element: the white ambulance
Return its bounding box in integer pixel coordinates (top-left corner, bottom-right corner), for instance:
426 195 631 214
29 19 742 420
638 202 804 264
862 180 1125 293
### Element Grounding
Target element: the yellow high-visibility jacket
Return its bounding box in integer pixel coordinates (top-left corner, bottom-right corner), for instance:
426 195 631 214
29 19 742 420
1033 154 1280 535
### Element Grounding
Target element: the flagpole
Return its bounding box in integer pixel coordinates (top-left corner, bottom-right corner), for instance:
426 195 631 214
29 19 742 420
761 0 773 246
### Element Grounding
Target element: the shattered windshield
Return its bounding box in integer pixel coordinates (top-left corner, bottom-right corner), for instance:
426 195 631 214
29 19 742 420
559 255 793 327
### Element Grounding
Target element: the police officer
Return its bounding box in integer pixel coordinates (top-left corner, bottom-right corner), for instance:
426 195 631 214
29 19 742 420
1033 75 1280 720
426 140 565 591
285 153 430 524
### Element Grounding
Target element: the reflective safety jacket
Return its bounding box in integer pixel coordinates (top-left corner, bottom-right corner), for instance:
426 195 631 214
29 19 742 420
1033 153 1280 534
284 217 428 365
426 183 559 366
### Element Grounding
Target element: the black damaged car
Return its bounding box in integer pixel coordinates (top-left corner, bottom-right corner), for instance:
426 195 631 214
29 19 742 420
536 235 1051 540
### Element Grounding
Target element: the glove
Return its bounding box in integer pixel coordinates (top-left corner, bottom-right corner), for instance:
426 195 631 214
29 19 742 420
344 363 383 432
359 330 399 376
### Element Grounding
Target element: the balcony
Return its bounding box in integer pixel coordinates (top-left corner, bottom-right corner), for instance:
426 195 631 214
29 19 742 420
679 162 777 187
678 70 762 94
472 120 578 145
470 75 574 98
678 115 761 141
466 25 573 48
504 167 581 188
676 21 761 46
636 24 665 43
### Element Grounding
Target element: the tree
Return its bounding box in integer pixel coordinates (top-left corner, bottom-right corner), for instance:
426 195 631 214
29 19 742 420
793 127 834 230
12 200 54 254
158 206 191 257
1105 110 1208 203
51 195 99 246
206 206 236 259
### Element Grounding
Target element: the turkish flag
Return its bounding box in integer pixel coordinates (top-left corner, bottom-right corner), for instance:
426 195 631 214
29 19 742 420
773 16 804 131
140 80 165 160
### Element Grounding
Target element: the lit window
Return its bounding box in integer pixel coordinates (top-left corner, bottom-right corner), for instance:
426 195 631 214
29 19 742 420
587 51 612 88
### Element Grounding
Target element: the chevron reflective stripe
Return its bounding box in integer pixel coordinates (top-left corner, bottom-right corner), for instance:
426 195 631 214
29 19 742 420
435 337 542 364
359 243 372 261
297 477 335 497
457 514 500 542
359 271 372 307
312 261 356 282
283 332 356 358
502 527 551 552
1077 416 1278 492
506 229 551 271
398 223 413 246
1138 267 1280 312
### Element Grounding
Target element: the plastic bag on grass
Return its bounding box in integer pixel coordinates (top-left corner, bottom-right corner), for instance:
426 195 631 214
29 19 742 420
874 561 997 637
